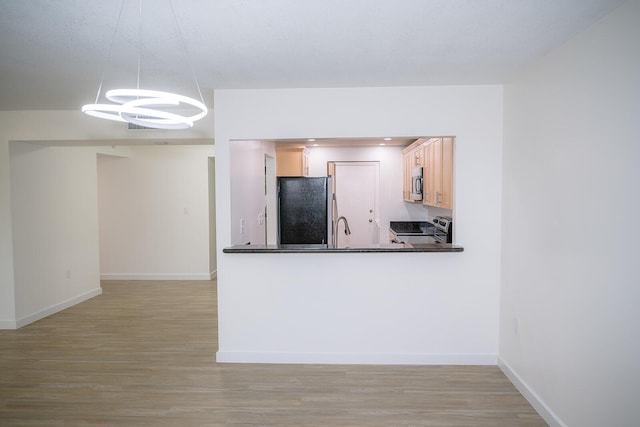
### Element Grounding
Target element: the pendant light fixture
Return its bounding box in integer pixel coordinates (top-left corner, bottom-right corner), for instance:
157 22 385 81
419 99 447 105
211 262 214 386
82 0 207 129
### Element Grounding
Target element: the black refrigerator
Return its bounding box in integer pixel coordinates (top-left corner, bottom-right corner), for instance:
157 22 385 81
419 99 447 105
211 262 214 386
277 177 333 246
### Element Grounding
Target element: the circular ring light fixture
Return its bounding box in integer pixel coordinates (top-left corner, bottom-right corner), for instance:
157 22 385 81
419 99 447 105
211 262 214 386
82 89 207 130
81 1 208 130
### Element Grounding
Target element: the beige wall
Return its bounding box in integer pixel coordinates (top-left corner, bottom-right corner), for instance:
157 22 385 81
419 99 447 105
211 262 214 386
97 145 215 279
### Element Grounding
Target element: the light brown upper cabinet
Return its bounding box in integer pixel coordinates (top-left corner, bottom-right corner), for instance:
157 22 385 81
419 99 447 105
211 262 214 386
276 147 309 176
402 151 413 202
423 137 454 209
401 138 428 203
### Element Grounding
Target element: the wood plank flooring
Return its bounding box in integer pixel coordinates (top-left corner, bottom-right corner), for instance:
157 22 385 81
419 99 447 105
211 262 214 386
0 280 547 426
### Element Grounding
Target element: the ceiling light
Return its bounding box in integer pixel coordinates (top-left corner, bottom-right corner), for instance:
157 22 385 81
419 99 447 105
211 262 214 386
81 0 207 129
308 138 316 142
384 138 392 141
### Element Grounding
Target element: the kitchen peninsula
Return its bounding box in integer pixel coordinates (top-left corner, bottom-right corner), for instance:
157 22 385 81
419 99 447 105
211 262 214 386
230 138 462 254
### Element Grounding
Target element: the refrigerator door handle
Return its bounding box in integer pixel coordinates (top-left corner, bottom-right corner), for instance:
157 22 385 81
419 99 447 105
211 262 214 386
327 178 334 248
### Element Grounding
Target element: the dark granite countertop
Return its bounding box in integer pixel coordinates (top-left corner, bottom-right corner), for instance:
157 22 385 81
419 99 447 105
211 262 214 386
223 243 463 253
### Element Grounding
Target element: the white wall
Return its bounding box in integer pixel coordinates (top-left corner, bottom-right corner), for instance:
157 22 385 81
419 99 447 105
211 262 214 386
500 1 640 426
9 143 103 326
0 109 214 328
214 86 503 364
0 128 16 327
208 158 217 276
97 145 215 280
229 140 276 245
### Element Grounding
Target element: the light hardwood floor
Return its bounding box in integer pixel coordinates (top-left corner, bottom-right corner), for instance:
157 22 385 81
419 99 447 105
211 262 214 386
0 280 547 426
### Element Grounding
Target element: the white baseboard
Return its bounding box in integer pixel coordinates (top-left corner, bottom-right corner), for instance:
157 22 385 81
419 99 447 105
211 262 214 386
216 351 497 365
498 357 566 427
15 287 102 329
100 273 213 281
0 319 17 329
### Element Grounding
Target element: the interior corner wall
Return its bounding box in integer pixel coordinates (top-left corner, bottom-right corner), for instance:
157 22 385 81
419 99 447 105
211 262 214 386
9 143 102 325
500 1 640 426
208 158 217 277
229 140 276 246
0 131 16 327
97 145 215 280
0 109 214 327
215 85 503 365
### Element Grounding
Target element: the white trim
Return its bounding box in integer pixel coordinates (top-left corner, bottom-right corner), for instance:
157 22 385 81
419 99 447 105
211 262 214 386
498 357 567 427
216 351 497 365
15 287 102 329
100 273 213 281
209 269 217 279
0 319 18 330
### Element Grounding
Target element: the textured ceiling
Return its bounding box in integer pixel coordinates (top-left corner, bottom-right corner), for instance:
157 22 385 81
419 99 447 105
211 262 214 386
0 0 625 111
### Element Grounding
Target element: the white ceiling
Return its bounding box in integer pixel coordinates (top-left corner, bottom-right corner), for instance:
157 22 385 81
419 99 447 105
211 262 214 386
0 0 624 111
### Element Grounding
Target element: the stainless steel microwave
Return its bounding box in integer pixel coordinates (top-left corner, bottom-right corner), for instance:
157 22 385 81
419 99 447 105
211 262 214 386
410 166 423 201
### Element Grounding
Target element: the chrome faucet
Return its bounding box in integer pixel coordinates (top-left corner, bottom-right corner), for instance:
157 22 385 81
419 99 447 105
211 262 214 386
333 216 351 247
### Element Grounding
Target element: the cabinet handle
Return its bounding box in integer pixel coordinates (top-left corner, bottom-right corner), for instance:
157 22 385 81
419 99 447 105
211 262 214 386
436 192 441 204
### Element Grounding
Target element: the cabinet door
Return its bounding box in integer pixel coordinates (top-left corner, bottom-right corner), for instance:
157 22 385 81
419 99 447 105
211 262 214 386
432 138 443 205
439 137 454 209
423 137 454 208
423 138 443 207
423 142 434 205
276 147 308 176
403 152 412 201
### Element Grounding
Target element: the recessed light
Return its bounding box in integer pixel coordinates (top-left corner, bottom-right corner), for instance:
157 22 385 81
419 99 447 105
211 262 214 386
313 144 319 147
308 138 316 142
379 143 386 146
383 137 392 141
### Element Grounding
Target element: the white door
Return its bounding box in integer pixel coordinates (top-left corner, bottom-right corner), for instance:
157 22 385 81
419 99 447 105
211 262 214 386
333 162 379 247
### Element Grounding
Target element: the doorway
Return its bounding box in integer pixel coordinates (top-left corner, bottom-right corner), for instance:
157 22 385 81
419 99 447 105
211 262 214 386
328 161 380 247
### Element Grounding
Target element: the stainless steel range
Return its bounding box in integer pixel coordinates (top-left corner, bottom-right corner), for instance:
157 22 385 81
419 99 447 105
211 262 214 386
431 216 453 244
389 216 453 244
